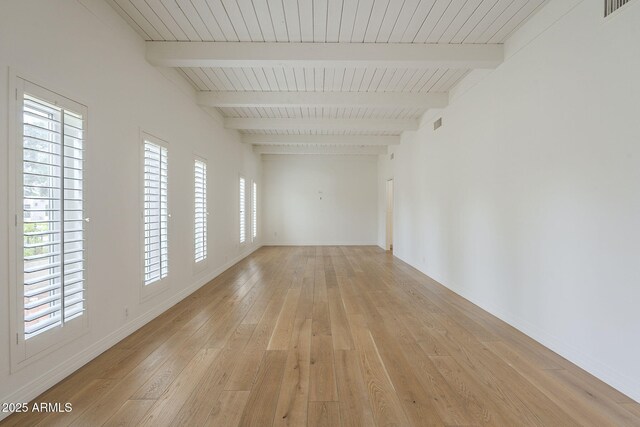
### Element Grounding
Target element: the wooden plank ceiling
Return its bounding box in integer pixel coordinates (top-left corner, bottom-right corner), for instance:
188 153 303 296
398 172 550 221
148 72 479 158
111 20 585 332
109 0 546 153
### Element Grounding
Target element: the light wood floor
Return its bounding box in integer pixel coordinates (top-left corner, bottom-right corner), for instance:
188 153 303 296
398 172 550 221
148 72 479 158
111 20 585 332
3 246 639 426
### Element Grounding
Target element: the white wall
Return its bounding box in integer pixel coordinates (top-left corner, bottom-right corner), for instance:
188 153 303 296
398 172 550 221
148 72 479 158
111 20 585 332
0 0 261 414
378 0 640 401
263 154 378 245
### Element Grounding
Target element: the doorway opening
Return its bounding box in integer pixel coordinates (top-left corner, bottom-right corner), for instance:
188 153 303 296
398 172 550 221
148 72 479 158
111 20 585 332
386 179 393 252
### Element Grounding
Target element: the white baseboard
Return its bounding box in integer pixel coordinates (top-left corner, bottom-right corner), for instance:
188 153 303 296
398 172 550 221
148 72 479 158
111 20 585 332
0 244 262 422
393 251 640 404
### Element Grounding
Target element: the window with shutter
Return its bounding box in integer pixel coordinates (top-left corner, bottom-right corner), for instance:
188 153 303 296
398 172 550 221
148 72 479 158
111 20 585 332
239 176 246 244
194 159 207 263
13 78 89 363
143 138 168 287
252 180 257 241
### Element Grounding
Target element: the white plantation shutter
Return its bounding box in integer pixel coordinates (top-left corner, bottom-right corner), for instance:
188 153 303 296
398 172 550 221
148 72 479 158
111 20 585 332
252 181 257 241
144 140 168 285
19 84 87 344
194 159 207 262
239 177 246 243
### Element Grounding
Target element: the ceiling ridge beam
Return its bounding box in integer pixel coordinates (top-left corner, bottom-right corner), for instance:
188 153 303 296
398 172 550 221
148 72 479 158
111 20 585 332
198 91 448 109
225 118 417 132
146 42 503 69
254 145 388 155
242 134 400 146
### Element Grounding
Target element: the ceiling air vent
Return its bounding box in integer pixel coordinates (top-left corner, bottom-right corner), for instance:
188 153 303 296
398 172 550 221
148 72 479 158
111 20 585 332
605 0 632 16
434 118 443 130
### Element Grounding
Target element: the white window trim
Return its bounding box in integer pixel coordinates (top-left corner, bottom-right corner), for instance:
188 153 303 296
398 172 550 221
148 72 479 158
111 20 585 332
8 72 90 372
239 174 247 245
140 131 170 301
193 154 208 271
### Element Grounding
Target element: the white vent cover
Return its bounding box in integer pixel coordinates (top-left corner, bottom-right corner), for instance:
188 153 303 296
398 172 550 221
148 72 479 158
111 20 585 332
605 0 632 16
434 118 443 130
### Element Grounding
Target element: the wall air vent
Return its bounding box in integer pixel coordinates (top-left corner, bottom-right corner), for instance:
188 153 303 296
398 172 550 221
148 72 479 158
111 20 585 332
605 0 632 16
434 118 443 130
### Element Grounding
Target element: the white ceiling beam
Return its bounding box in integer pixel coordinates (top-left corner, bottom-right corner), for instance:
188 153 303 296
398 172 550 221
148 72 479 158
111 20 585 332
225 118 417 132
197 91 448 109
147 42 503 69
254 145 388 155
242 134 400 146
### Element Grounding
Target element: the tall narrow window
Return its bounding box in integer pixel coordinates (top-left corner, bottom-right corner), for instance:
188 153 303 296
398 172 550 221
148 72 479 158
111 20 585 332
239 176 246 244
252 180 257 241
194 159 207 263
16 80 88 358
143 138 168 286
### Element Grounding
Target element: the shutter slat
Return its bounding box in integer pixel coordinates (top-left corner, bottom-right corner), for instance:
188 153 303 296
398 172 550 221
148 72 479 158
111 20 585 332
25 293 62 310
25 315 62 336
25 283 61 298
25 304 62 322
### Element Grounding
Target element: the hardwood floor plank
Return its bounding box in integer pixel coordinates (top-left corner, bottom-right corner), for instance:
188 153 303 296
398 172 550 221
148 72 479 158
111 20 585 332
238 350 288 427
328 287 354 350
546 368 639 425
309 334 338 402
0 350 129 427
426 312 581 426
621 402 640 419
273 318 312 427
376 306 476 426
364 310 445 425
335 276 365 315
170 349 243 426
67 350 174 426
486 340 626 426
334 350 376 427
312 270 331 337
137 348 221 426
131 282 256 400
268 289 302 350
308 401 341 427
33 378 117 427
103 400 155 427
295 258 316 320
226 286 289 389
205 391 250 427
226 323 258 351
430 355 527 426
226 258 295 390
399 312 449 356
347 314 412 426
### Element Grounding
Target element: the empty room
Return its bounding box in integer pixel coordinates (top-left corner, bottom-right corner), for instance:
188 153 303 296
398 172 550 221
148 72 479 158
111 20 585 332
1 0 639 425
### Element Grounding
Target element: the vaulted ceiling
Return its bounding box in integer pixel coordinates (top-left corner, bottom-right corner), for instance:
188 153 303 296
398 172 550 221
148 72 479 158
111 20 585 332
108 0 547 154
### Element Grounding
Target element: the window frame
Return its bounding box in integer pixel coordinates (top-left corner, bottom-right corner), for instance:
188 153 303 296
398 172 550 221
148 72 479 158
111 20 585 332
239 175 247 245
140 131 170 300
8 73 90 372
193 155 208 268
